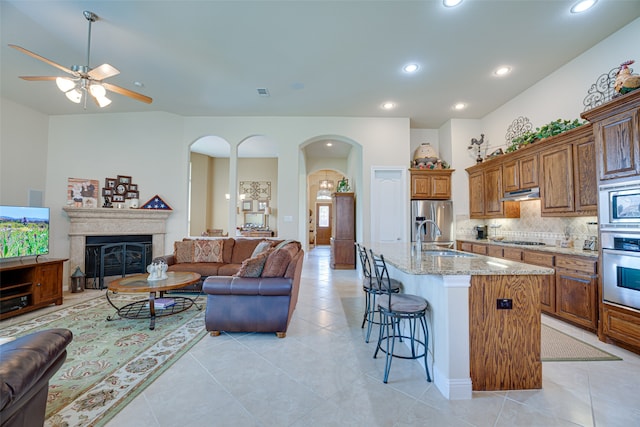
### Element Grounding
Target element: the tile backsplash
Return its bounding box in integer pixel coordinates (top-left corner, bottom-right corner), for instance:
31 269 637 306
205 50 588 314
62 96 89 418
456 200 598 247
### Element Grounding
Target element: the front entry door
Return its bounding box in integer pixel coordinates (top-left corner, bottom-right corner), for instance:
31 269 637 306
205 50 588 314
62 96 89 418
315 203 332 245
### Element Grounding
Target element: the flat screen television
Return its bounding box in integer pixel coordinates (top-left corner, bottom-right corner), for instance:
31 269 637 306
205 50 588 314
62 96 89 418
0 205 50 260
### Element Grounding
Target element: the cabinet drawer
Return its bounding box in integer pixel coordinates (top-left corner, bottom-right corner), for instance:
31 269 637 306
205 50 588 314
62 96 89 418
472 244 488 255
488 246 503 258
460 242 473 252
556 255 597 274
503 248 523 261
603 304 640 349
523 251 555 267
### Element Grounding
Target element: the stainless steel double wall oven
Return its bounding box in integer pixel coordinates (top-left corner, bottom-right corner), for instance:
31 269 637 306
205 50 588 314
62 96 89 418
599 179 640 311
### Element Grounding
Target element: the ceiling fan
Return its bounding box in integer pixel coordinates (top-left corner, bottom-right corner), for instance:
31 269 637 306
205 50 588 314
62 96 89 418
9 10 152 108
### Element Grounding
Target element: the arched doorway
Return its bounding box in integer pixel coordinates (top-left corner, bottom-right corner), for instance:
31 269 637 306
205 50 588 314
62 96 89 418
300 136 362 256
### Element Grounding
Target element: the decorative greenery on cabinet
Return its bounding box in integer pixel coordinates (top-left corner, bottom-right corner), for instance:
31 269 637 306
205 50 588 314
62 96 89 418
506 119 586 153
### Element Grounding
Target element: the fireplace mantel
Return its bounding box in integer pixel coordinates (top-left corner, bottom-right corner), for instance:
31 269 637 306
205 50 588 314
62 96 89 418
63 207 172 273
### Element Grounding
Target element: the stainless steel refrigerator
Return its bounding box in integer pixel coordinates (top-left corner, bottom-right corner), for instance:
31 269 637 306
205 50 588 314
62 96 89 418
411 200 454 246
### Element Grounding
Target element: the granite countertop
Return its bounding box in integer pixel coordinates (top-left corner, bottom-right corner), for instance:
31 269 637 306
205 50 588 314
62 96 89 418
456 238 599 259
367 242 555 276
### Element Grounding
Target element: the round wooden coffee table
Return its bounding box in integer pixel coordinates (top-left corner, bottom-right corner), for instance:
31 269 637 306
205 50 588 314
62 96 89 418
106 271 201 330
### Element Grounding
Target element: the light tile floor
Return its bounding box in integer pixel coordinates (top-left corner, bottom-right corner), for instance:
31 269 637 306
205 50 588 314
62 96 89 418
4 247 639 426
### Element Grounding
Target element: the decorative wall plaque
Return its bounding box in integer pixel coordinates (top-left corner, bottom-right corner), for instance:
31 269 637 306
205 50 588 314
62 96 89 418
239 181 271 201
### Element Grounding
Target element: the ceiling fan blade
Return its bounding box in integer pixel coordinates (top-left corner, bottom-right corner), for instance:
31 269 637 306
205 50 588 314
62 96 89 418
9 44 77 76
88 63 120 81
103 82 153 104
18 76 59 81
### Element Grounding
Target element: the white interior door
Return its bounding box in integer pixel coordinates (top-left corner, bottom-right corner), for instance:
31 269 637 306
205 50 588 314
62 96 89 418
370 167 407 243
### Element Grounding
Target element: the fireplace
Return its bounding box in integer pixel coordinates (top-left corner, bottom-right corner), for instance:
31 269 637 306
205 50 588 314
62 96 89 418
63 207 172 289
85 235 153 289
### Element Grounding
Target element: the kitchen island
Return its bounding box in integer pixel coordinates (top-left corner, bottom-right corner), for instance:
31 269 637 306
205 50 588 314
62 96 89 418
367 242 554 400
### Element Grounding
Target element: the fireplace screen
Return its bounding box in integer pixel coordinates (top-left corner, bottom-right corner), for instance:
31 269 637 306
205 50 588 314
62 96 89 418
85 235 152 289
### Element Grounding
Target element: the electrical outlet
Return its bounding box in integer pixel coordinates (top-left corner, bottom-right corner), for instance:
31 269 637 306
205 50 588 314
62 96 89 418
497 299 512 310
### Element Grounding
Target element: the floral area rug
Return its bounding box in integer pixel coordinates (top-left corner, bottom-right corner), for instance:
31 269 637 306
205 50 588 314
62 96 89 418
1 292 207 427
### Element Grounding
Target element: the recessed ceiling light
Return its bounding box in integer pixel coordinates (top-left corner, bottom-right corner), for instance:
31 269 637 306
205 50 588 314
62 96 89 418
326 142 333 147
443 0 463 7
403 63 419 73
382 102 395 110
494 66 512 76
454 103 466 110
570 0 597 13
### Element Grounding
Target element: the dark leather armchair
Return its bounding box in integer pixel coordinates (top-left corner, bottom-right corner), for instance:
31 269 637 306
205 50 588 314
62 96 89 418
0 328 73 427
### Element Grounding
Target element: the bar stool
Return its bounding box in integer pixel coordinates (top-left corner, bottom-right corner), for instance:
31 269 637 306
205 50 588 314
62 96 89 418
355 243 401 343
369 249 431 384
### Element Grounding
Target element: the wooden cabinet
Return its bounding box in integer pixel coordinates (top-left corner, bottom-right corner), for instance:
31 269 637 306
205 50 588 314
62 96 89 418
0 258 66 320
330 192 355 269
555 256 598 330
539 124 597 216
582 89 640 181
484 165 504 217
503 154 539 193
540 144 575 214
468 123 596 218
573 135 598 213
468 171 485 218
469 275 542 391
467 163 520 219
602 303 640 351
410 169 453 199
523 251 556 314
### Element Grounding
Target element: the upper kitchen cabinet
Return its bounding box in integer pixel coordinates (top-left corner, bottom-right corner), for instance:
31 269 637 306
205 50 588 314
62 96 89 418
582 90 640 182
467 162 520 219
538 124 597 216
503 153 539 193
410 169 454 200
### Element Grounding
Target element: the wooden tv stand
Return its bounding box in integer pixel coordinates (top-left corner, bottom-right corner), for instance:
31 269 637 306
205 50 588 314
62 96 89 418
0 258 67 320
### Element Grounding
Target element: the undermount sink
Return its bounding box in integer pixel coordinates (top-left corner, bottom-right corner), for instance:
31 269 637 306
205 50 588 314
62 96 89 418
422 249 475 257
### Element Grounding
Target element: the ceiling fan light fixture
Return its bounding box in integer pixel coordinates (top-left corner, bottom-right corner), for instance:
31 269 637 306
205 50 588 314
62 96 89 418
89 83 107 98
95 95 111 108
65 89 82 103
56 77 76 92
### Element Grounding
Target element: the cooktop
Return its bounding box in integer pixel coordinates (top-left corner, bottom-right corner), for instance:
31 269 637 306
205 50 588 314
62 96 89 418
501 240 547 246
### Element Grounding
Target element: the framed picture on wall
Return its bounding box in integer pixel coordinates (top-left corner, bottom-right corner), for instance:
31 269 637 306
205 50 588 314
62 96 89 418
257 200 269 212
105 178 117 189
117 175 132 185
125 190 139 199
242 200 252 212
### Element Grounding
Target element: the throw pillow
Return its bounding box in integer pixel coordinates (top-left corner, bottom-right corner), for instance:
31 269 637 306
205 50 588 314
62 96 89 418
235 250 271 278
193 239 223 263
251 240 272 258
261 247 293 277
174 240 194 263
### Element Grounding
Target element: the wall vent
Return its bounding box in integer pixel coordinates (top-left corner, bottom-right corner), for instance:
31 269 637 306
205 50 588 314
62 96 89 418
257 88 270 97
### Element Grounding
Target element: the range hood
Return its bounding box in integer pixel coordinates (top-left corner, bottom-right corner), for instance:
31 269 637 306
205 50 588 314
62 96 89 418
501 187 540 201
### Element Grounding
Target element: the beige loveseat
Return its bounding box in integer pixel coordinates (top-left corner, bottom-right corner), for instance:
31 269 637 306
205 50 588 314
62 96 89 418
157 237 284 291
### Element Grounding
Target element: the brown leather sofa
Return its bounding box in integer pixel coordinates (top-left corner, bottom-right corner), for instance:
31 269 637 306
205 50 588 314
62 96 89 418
159 237 281 292
203 241 304 338
0 328 73 427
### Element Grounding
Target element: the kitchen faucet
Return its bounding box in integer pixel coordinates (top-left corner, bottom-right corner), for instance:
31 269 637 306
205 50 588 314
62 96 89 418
415 218 442 249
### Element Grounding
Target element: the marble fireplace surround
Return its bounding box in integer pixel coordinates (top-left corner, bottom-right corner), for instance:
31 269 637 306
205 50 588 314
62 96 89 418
63 207 172 276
